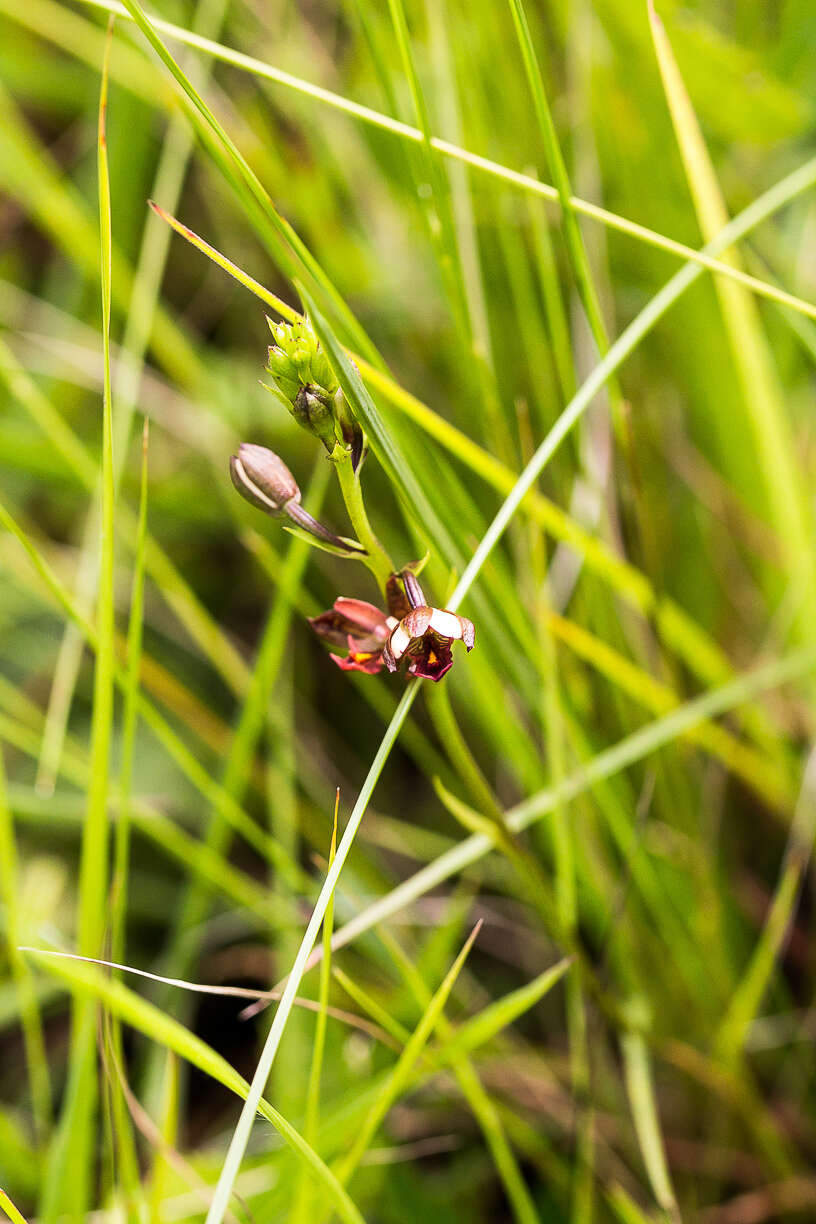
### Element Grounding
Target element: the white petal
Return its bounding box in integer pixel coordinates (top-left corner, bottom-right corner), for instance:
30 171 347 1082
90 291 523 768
429 609 463 639
388 625 412 660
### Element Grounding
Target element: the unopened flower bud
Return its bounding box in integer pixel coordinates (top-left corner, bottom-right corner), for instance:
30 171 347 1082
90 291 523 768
230 443 300 516
293 384 339 452
229 442 368 555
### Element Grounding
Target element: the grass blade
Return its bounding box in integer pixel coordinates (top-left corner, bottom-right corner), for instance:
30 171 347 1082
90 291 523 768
334 922 482 1187
41 29 117 1219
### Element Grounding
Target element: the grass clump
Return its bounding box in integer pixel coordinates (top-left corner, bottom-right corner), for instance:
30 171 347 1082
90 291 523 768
0 1 815 1222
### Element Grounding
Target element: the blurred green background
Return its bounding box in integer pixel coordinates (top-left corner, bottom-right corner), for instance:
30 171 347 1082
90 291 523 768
1 0 816 1220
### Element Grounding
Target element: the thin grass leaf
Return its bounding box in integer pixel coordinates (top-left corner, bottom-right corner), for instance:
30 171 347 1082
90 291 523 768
41 33 117 1218
437 958 572 1062
716 750 816 1062
291 794 340 1224
620 1026 680 1221
334 922 482 1187
506 0 613 368
0 747 51 1146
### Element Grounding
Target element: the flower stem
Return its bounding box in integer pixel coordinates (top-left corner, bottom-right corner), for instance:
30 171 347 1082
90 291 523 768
334 452 393 589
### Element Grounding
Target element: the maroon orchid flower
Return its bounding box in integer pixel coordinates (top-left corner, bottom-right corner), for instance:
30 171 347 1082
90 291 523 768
308 598 398 674
382 571 475 682
310 570 475 682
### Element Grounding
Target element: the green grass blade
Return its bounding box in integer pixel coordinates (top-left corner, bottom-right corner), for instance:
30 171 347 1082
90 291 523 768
620 1026 680 1221
716 751 816 1061
0 747 51 1147
506 0 612 364
112 418 148 964
334 922 482 1187
439 959 572 1061
41 30 117 1219
291 798 339 1224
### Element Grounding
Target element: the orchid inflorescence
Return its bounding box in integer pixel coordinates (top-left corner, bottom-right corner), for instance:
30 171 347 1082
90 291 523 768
230 319 475 682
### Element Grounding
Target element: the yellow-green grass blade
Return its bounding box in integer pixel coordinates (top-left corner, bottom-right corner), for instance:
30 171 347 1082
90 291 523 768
112 419 148 966
385 0 470 338
716 751 816 1062
291 798 340 1224
108 420 149 1206
431 959 572 1064
506 0 614 370
0 1190 28 1224
148 1050 179 1219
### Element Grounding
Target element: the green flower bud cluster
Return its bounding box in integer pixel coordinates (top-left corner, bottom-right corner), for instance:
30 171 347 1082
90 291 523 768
266 318 339 405
265 318 364 469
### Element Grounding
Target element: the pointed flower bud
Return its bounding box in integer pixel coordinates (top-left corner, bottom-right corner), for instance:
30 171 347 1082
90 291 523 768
230 443 300 516
229 443 367 555
293 384 338 452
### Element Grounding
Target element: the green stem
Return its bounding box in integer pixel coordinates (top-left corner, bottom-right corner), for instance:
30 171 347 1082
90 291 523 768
334 451 394 589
